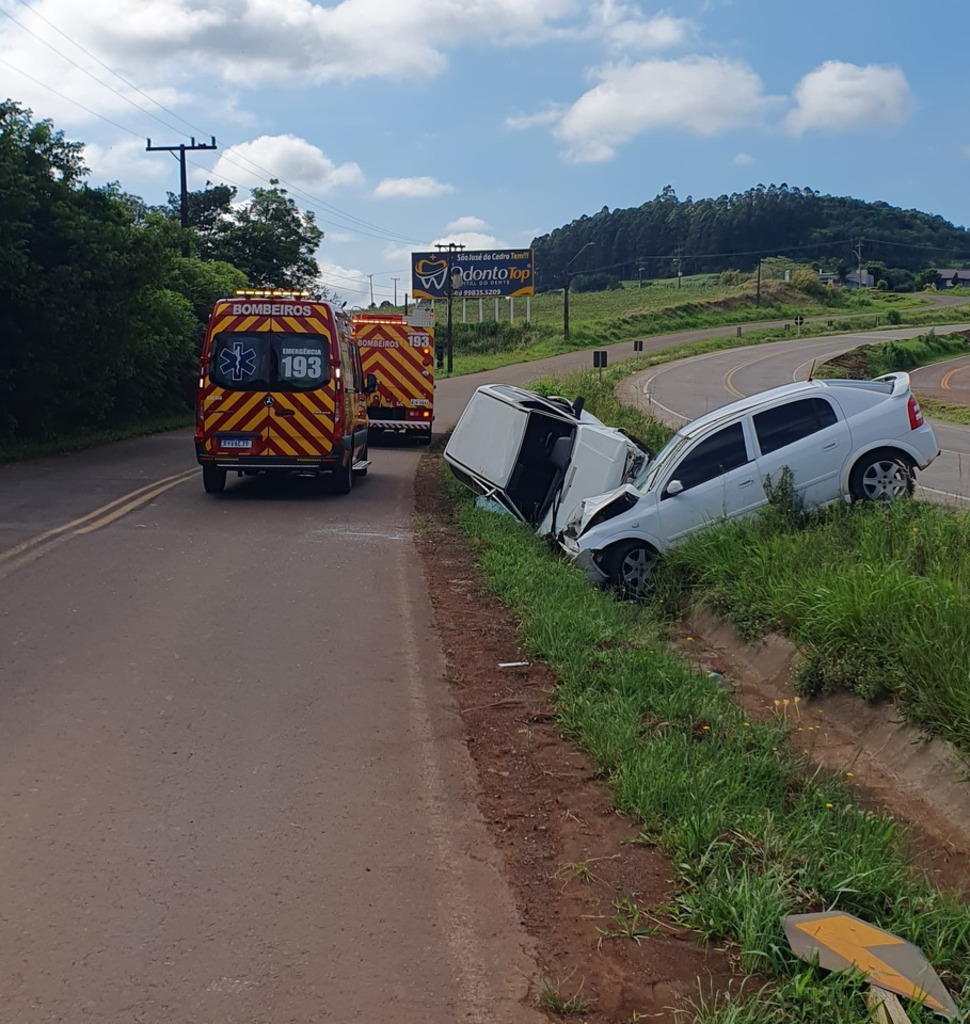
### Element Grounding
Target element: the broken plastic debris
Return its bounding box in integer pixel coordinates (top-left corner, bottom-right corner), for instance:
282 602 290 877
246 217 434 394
475 496 511 515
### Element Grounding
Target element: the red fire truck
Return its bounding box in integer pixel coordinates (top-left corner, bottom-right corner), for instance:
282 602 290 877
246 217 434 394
352 309 434 445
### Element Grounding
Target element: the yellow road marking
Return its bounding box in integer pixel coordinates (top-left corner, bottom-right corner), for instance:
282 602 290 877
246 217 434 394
939 365 970 391
0 468 197 579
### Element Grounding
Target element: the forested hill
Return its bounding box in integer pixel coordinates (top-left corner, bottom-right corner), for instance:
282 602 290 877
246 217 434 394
531 185 970 291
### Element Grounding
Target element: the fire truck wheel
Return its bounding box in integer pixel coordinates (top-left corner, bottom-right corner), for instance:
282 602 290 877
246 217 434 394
330 452 354 494
202 464 227 494
416 432 432 446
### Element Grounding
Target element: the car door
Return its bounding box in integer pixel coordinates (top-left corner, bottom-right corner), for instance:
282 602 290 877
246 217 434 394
752 396 849 509
657 420 762 543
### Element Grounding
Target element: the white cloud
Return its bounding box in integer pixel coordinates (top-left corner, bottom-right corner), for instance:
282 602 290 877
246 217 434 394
83 136 169 186
505 105 565 130
431 230 505 251
589 2 692 54
446 216 489 232
0 0 581 93
732 152 754 166
209 135 363 193
786 61 914 135
374 176 454 199
555 57 777 162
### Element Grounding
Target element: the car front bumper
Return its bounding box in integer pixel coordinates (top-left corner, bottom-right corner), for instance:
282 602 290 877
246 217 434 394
559 533 609 587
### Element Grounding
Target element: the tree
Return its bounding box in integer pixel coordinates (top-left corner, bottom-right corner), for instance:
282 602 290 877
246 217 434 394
207 184 323 289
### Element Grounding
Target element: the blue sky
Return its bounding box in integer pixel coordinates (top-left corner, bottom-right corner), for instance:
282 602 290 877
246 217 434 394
1 0 968 306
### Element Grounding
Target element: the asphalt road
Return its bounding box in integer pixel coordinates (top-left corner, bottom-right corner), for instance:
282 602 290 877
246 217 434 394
0 439 540 1023
2 307 968 1021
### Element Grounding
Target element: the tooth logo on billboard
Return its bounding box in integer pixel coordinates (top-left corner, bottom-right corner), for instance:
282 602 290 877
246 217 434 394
414 257 450 292
411 249 535 300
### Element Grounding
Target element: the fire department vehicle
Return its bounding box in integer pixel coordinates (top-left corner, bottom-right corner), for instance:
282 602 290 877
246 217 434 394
195 290 375 494
352 309 434 444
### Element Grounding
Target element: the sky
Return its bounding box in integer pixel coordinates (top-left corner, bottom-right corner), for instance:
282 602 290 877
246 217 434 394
1 0 968 307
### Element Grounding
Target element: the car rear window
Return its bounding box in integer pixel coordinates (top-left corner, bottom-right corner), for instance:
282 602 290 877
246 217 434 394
754 397 838 455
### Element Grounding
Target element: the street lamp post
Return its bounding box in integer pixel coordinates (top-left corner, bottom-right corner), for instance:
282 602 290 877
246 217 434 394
446 264 463 375
563 241 595 341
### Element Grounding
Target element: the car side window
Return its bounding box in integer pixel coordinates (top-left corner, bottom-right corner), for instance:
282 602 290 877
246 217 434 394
754 397 838 455
667 422 749 493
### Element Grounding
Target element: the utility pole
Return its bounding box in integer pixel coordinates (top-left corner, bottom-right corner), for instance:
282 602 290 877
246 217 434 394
391 277 399 306
756 257 762 306
854 238 865 288
673 245 684 288
367 274 375 307
146 136 217 230
563 241 595 341
435 242 465 373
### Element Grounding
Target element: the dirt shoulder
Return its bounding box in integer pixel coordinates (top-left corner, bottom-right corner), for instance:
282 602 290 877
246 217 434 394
414 450 739 1022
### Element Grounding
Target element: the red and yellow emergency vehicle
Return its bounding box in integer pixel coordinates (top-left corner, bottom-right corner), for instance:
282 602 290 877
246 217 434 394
195 290 374 494
352 309 434 444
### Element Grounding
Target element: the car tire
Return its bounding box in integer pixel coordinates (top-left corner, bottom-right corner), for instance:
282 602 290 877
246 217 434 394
202 464 227 494
849 449 913 502
601 540 659 600
330 452 354 494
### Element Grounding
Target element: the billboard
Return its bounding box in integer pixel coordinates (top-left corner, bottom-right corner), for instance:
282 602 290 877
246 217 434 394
411 249 535 300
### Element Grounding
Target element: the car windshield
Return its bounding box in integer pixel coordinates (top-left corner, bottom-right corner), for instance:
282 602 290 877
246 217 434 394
209 332 331 392
637 432 692 492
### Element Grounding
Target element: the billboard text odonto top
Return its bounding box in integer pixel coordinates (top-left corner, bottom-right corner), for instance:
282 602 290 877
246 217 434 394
411 249 534 300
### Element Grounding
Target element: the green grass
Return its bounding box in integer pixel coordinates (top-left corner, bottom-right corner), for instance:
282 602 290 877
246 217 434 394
653 499 970 751
919 397 970 426
433 277 952 377
819 329 970 379
536 976 592 1016
442 467 970 1022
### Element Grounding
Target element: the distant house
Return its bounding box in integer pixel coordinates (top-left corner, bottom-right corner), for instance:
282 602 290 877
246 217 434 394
816 270 874 289
934 268 970 288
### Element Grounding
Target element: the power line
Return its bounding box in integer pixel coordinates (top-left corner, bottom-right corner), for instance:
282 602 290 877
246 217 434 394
0 55 142 138
0 4 194 139
1 1 427 248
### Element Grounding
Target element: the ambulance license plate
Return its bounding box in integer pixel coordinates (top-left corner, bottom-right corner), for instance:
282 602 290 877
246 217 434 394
221 438 252 449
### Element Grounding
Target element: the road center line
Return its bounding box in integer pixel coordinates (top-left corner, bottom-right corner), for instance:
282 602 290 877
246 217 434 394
0 469 197 578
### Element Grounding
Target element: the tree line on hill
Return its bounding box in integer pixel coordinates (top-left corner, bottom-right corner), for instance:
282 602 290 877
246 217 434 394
0 101 323 445
531 183 970 293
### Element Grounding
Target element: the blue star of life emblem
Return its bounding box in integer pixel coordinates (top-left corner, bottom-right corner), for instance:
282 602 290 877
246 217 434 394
219 341 257 382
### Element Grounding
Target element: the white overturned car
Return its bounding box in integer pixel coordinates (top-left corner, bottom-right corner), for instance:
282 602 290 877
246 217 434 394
444 384 652 537
560 373 939 597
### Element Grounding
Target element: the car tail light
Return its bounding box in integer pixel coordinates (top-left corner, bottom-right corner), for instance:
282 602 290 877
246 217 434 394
907 395 924 429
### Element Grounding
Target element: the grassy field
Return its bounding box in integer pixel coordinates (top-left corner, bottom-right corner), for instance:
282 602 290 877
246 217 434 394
442 465 970 1022
438 276 937 375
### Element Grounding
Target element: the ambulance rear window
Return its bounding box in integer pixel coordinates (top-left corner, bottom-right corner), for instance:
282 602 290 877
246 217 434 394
209 332 331 391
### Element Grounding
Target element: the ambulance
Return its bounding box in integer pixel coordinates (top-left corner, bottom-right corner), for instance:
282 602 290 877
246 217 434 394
195 290 375 494
352 309 434 444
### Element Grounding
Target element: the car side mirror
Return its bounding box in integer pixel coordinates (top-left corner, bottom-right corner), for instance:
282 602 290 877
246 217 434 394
365 373 378 394
665 479 684 496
